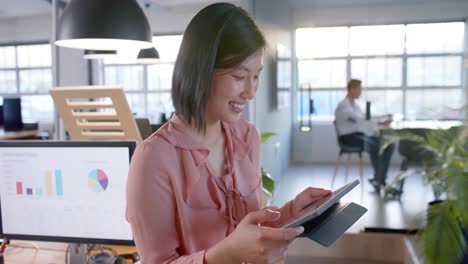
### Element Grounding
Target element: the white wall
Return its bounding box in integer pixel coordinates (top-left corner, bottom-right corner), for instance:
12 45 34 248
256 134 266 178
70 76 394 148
145 0 251 35
0 15 49 42
291 1 468 164
252 0 293 181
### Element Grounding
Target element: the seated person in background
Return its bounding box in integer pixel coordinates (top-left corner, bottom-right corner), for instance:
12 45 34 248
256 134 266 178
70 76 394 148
334 79 395 192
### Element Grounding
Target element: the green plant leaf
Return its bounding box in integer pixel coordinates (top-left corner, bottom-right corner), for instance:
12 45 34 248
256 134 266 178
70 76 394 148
263 188 273 199
261 168 275 195
260 132 276 202
393 130 426 144
419 201 466 264
261 132 276 144
452 170 468 224
383 169 413 196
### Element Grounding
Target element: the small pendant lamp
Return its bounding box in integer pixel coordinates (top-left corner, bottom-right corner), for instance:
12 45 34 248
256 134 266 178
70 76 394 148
136 47 160 64
55 0 153 50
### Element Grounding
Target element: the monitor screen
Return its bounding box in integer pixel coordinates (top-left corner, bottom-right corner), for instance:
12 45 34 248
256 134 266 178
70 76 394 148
3 97 23 131
0 141 136 245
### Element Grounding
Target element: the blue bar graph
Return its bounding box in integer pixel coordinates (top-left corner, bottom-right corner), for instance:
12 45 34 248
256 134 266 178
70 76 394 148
55 169 63 196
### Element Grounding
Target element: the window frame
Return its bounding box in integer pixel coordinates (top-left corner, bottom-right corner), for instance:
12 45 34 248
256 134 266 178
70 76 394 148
0 41 51 95
294 21 466 123
99 34 182 123
0 41 53 122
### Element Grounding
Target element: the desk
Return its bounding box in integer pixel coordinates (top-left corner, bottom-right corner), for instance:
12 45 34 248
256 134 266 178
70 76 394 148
0 128 39 140
389 120 463 130
3 235 420 264
2 241 137 264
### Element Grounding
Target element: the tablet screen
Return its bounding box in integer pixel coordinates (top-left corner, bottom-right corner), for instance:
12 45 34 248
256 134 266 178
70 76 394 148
282 179 360 228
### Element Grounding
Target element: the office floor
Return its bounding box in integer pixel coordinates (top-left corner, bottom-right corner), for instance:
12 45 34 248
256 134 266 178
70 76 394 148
272 164 435 232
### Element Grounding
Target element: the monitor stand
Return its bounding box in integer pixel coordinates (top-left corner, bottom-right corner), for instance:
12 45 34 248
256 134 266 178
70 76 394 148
69 244 87 264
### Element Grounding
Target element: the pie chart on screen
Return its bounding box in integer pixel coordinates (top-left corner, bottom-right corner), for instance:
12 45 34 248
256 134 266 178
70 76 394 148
88 169 109 192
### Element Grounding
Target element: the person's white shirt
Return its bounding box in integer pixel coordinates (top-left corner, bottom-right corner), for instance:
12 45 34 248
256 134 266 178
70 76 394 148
334 97 365 136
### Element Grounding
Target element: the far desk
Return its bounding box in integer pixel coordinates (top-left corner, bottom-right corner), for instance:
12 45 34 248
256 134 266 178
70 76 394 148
0 128 39 140
388 120 463 130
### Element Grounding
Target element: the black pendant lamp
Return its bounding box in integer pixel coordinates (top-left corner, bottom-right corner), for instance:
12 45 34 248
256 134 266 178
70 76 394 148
56 0 153 50
83 50 117 60
136 47 160 64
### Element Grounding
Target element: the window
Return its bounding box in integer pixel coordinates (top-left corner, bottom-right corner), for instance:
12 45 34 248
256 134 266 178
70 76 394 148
296 27 348 58
351 58 402 87
100 35 182 123
296 22 465 121
406 23 464 54
407 56 462 86
0 43 53 123
349 25 405 56
298 59 347 88
276 43 292 110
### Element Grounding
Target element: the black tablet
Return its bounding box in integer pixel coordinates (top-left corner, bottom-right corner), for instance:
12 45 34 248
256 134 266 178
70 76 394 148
282 179 360 228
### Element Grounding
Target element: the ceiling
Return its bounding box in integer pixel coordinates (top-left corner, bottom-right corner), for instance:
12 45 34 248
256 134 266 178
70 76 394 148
0 0 238 18
0 0 463 19
0 0 50 18
286 0 450 9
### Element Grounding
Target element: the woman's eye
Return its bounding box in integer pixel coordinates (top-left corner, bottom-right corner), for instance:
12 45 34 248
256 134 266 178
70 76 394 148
233 75 246 80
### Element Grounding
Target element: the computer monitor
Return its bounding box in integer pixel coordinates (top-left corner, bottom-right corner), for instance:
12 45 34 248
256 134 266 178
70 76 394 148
0 141 136 246
3 97 23 131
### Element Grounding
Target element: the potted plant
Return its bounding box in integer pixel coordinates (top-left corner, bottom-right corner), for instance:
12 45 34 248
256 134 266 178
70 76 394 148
384 126 467 263
417 127 467 264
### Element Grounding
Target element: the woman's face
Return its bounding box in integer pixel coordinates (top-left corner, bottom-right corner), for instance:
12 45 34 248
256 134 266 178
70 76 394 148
206 49 264 124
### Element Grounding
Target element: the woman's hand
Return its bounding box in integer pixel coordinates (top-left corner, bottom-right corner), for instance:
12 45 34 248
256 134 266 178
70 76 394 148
205 208 304 264
261 187 332 229
290 187 331 217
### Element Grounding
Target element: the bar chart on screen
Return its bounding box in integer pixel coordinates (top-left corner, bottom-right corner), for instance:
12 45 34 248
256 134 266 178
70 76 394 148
14 169 64 197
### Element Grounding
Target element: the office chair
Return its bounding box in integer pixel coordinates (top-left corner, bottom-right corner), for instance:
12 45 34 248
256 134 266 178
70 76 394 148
135 117 153 140
331 121 364 189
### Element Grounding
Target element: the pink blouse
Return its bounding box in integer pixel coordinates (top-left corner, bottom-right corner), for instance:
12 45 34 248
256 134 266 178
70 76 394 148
126 115 293 263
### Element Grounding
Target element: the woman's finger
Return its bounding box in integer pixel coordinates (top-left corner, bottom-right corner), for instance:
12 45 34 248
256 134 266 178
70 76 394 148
292 188 331 213
258 226 304 241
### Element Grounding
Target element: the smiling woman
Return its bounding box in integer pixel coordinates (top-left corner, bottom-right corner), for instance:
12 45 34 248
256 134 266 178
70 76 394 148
171 3 266 133
207 50 263 125
125 3 331 264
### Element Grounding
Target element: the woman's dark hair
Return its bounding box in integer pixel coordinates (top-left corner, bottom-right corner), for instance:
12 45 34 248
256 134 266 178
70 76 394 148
172 3 266 132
